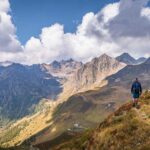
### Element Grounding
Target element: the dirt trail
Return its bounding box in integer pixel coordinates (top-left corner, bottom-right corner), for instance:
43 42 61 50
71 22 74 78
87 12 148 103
134 104 150 125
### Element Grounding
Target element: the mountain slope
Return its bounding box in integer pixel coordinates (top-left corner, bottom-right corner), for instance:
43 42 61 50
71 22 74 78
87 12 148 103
116 53 137 65
0 101 54 148
136 57 147 64
0 63 62 125
53 91 150 150
107 57 150 87
2 92 150 150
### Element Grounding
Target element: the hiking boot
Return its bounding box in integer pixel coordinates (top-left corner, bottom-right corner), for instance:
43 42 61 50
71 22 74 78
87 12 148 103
136 104 140 109
132 103 136 107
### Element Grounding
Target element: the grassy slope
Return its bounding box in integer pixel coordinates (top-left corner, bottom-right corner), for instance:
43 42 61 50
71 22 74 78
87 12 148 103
0 101 54 148
32 84 130 146
53 91 150 150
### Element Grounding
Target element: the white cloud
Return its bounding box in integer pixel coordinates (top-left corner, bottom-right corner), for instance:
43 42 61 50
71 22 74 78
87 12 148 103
107 0 150 58
98 3 119 24
109 0 150 37
22 4 120 64
0 0 22 54
142 7 150 19
0 0 10 12
0 0 150 64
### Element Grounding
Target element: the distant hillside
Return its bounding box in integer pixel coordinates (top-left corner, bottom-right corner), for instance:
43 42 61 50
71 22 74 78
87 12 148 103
116 53 146 65
136 57 147 64
52 91 150 150
0 63 62 125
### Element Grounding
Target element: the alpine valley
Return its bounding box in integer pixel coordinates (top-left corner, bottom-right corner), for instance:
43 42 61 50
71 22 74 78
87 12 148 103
0 53 149 150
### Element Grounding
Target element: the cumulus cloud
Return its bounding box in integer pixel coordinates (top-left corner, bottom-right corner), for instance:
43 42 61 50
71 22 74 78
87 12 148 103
109 0 150 37
107 0 150 57
0 0 150 64
22 3 120 64
0 0 22 53
0 0 10 12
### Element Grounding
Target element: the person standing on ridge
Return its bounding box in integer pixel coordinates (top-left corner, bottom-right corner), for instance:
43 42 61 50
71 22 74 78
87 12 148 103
131 78 142 107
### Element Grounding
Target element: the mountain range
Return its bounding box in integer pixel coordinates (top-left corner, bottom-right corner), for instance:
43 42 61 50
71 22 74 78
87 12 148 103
0 52 149 149
30 54 150 149
116 53 146 65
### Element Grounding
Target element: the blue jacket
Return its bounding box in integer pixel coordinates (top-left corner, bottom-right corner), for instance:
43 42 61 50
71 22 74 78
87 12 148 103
131 81 142 94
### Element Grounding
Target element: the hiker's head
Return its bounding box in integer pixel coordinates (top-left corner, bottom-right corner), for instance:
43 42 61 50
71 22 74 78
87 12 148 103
135 78 138 82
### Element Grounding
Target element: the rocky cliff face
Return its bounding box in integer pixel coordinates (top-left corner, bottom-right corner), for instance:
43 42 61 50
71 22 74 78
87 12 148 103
41 59 83 78
74 54 126 91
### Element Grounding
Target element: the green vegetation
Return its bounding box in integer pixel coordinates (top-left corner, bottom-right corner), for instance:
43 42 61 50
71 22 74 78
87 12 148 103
0 121 29 146
52 129 93 150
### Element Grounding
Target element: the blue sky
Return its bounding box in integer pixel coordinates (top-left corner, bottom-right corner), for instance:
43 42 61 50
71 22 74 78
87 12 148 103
10 0 119 44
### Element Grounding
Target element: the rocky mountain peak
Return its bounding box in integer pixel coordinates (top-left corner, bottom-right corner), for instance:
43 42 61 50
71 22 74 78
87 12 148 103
116 52 136 65
99 53 110 58
75 54 126 91
136 57 146 64
121 52 131 57
51 60 61 69
91 54 117 65
116 53 147 65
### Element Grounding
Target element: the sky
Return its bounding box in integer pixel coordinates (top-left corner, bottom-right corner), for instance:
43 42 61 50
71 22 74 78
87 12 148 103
0 0 150 64
10 0 119 44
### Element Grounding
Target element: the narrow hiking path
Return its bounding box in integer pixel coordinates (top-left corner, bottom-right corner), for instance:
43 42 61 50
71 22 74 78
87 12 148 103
134 103 150 125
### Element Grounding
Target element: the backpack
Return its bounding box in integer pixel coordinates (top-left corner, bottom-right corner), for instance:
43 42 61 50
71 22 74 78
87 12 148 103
133 82 141 94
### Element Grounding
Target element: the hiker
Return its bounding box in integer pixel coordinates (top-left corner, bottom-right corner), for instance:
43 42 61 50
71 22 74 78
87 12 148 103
131 78 142 107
